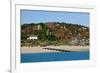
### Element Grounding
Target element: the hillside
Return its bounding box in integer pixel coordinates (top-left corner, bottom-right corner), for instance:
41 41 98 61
21 22 89 46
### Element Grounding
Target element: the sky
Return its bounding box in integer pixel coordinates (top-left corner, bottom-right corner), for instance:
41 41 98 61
20 10 90 27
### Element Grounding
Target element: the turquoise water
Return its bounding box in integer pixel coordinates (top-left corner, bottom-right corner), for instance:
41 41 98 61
21 51 89 63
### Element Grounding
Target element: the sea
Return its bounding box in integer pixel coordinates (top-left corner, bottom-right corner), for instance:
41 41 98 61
21 51 89 63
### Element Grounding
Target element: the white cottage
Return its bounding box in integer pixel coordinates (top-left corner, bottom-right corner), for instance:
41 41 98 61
27 35 38 40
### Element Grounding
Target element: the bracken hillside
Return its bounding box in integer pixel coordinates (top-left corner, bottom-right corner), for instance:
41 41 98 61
21 22 89 46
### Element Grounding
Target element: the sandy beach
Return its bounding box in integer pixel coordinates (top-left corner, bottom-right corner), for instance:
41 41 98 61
21 45 89 54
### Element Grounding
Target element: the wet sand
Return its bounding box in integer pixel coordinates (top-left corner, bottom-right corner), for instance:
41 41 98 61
21 45 89 54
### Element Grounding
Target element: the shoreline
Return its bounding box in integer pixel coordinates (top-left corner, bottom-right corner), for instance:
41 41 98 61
21 45 89 54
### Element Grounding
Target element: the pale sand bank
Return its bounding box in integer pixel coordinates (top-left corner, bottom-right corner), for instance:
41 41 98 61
21 46 89 54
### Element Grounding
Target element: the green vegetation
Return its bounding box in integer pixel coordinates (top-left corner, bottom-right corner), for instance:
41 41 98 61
21 22 89 46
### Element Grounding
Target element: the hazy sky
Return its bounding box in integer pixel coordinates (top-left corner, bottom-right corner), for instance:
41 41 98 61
21 10 90 27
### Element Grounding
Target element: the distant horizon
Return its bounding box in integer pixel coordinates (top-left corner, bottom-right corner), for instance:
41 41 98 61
22 22 89 27
21 10 90 27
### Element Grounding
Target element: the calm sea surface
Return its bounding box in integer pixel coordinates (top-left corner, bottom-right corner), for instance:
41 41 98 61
21 51 89 63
